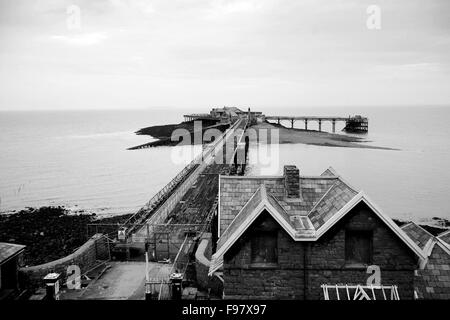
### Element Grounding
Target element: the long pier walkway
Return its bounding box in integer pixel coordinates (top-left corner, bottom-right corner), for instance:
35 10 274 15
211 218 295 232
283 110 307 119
121 116 249 243
265 115 368 132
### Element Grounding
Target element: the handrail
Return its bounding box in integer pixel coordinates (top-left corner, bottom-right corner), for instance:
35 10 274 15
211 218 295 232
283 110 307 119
123 119 243 235
170 234 189 274
155 234 189 300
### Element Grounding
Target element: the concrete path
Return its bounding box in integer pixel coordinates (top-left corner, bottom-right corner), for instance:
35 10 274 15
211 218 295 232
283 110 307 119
63 261 172 300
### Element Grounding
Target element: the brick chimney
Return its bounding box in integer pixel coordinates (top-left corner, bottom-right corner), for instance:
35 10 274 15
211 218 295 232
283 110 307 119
284 165 300 199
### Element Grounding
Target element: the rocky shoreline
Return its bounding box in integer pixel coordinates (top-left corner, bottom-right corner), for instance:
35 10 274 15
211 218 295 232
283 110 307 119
128 119 229 149
0 207 131 267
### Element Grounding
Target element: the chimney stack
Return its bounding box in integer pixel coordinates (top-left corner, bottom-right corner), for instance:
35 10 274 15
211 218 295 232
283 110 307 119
284 165 300 199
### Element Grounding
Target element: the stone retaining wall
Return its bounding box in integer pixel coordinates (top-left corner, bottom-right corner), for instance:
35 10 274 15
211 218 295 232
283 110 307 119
19 234 109 288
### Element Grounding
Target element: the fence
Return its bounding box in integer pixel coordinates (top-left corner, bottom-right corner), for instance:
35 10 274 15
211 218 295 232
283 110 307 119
321 284 400 300
144 233 196 300
86 223 208 261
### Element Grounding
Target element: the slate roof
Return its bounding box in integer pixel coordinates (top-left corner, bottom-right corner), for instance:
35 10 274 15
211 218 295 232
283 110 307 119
401 223 450 299
218 167 356 237
0 242 25 265
209 166 425 275
217 185 264 251
218 172 341 235
309 179 358 229
401 222 434 250
415 243 450 299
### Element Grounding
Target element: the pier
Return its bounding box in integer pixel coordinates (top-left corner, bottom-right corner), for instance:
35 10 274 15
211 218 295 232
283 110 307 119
265 115 368 133
92 107 368 299
183 114 215 122
121 108 368 245
92 113 251 296
182 109 368 133
127 117 248 241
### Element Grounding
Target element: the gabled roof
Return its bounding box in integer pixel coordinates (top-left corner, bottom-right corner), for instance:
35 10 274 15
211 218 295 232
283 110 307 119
212 184 303 272
218 167 341 235
210 170 426 275
313 192 426 257
210 183 316 275
320 168 336 177
0 242 25 265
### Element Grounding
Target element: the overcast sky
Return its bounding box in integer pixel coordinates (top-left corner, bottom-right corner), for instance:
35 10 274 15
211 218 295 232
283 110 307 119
0 0 449 110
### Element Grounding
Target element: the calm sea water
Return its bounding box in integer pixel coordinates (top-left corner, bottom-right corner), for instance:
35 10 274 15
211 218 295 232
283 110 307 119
1 106 449 223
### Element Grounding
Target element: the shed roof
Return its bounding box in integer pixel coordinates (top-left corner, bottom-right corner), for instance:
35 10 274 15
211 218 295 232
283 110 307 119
0 242 25 265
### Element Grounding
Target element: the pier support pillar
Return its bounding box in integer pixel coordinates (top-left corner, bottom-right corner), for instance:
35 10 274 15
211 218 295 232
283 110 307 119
291 119 294 128
318 120 322 132
277 118 280 125
304 119 308 130
332 120 336 133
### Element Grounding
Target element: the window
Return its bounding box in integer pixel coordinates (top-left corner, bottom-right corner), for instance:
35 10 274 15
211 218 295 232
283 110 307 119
345 230 372 265
251 231 278 265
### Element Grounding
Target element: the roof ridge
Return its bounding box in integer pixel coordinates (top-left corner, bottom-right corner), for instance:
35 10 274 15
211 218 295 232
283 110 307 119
267 193 290 216
422 238 436 257
260 183 267 199
317 166 359 193
323 166 339 176
400 221 414 229
336 175 359 194
307 180 339 217
300 176 338 179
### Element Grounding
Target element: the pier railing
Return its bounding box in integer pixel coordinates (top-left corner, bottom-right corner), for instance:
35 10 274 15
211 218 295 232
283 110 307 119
124 118 244 239
122 157 200 235
265 115 368 133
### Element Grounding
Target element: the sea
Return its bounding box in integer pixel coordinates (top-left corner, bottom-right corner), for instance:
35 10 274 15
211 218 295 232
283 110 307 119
1 106 449 224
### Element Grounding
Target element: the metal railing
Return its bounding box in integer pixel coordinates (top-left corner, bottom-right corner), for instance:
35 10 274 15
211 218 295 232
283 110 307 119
123 118 244 238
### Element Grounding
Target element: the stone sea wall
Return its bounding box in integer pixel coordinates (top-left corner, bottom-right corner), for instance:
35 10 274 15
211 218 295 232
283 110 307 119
19 234 109 288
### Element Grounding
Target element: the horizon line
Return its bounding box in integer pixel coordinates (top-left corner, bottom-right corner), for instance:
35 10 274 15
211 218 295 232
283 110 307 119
0 104 449 112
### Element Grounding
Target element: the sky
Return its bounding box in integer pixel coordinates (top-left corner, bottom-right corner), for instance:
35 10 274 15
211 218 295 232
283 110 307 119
0 0 449 110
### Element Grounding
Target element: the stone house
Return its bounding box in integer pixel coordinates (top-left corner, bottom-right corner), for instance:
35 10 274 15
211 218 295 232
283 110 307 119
0 242 26 300
209 165 426 300
401 222 450 299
